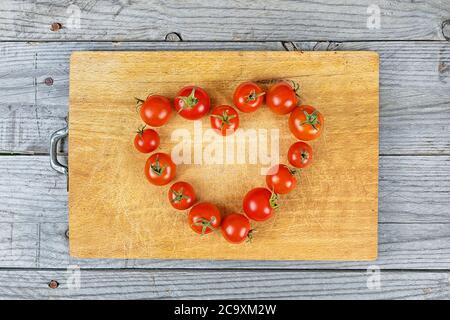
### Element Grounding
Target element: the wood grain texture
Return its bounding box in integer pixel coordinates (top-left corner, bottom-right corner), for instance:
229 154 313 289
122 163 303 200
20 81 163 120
1 155 449 224
0 156 67 223
0 42 282 154
0 0 449 41
0 269 448 299
1 215 450 270
68 51 379 260
379 156 450 224
295 41 450 155
1 41 449 155
38 222 450 270
2 220 450 270
0 0 448 301
0 159 449 269
0 223 38 267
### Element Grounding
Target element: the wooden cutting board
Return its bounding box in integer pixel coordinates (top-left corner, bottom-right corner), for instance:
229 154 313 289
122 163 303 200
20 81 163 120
69 51 379 260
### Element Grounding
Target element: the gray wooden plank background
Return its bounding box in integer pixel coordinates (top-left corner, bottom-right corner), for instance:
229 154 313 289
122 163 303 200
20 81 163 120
1 41 449 155
0 270 449 299
1 0 449 41
0 0 449 299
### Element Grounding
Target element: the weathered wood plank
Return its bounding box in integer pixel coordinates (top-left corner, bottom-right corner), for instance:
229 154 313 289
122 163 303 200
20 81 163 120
0 269 448 299
295 41 450 155
285 41 447 156
0 223 38 267
0 156 449 269
0 42 282 154
38 222 450 270
379 156 450 223
0 0 448 41
1 41 449 155
2 155 448 224
0 156 67 223
68 51 379 261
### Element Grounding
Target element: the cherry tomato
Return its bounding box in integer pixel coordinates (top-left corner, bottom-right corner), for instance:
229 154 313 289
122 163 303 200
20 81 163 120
188 202 221 235
174 86 211 120
221 213 252 244
168 181 196 210
136 94 172 127
233 81 265 113
144 152 176 186
266 164 297 195
243 187 278 221
134 125 160 153
288 141 313 168
289 105 324 141
266 81 300 115
210 105 239 136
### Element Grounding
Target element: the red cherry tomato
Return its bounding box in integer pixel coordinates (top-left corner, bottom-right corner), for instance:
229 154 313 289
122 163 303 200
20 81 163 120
266 164 297 194
168 181 196 210
243 187 278 221
266 81 300 115
210 105 240 136
188 202 221 235
233 81 265 113
144 152 176 186
174 86 211 120
134 126 160 153
289 105 324 141
136 94 172 127
221 213 252 244
288 141 313 168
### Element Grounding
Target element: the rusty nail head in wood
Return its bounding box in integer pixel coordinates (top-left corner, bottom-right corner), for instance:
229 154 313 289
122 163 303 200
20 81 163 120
48 280 59 289
44 77 54 86
50 22 62 32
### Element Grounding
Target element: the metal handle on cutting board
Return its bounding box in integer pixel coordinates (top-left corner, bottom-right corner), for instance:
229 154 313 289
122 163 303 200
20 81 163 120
50 126 68 175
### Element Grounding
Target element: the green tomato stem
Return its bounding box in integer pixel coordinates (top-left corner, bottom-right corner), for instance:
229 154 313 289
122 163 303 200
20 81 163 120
192 217 217 235
177 87 199 109
171 188 190 203
211 110 236 129
150 155 166 176
288 80 301 99
246 90 265 102
269 191 279 209
136 124 146 138
300 110 320 131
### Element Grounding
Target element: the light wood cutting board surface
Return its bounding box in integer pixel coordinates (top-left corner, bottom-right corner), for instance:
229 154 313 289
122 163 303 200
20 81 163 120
69 51 379 260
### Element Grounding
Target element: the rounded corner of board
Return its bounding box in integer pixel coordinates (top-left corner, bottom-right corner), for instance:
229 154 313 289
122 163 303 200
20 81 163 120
366 51 380 64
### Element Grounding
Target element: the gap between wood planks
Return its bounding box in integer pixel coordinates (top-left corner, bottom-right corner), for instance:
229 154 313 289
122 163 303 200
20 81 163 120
0 267 450 272
0 39 448 44
1 40 449 156
1 0 449 41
